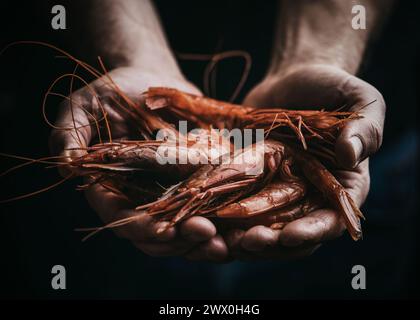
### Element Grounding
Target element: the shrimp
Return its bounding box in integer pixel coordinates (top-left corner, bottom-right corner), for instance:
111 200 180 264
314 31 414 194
290 149 364 240
125 139 364 240
70 128 232 177
143 87 361 153
214 142 364 240
222 194 324 229
1 41 366 242
215 179 307 218
144 87 252 129
135 140 291 230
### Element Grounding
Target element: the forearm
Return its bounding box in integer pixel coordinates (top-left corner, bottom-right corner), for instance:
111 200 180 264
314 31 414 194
67 0 181 75
269 0 394 75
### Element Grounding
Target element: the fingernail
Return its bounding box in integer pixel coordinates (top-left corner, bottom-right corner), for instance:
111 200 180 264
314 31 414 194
155 222 172 236
349 136 363 166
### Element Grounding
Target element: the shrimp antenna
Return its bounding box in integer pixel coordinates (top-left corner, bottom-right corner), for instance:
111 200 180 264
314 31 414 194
68 63 83 147
42 73 113 144
1 41 117 144
47 91 106 132
0 154 70 178
177 50 252 102
75 214 142 241
0 173 73 204
0 41 104 79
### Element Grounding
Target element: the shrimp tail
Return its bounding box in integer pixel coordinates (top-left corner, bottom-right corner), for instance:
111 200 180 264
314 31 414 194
292 149 363 241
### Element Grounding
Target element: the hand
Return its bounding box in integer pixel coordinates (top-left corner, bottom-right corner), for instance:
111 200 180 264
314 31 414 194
50 66 228 261
224 63 385 260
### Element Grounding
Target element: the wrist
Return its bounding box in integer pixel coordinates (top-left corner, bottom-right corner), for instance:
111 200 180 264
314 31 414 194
111 46 182 79
266 58 352 81
267 54 357 79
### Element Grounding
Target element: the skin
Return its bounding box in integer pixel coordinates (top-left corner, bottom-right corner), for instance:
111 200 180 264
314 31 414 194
218 0 392 260
51 0 228 261
224 66 376 260
51 0 392 261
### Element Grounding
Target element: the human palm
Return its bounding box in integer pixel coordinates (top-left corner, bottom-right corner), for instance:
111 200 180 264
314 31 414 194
50 67 228 261
222 64 385 259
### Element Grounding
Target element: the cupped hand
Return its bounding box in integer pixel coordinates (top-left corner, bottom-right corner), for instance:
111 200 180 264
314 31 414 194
50 66 228 261
224 63 385 260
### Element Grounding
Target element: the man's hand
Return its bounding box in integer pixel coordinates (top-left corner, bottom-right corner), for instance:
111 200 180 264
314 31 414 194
223 64 385 260
49 0 231 261
220 0 392 260
50 67 228 261
244 64 385 169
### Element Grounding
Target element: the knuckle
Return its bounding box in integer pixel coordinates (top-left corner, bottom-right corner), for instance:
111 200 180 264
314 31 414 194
369 120 383 153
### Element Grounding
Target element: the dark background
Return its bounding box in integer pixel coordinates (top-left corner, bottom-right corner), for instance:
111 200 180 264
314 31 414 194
0 0 418 299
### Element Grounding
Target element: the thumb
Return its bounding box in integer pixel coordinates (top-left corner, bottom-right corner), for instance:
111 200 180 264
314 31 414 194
336 94 386 169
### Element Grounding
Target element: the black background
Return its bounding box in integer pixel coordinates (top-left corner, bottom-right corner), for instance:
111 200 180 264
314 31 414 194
0 0 418 299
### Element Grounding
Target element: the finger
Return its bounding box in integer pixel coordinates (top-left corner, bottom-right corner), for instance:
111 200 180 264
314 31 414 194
333 158 370 207
279 209 345 247
134 240 194 257
232 244 321 261
84 183 176 242
225 228 319 260
184 235 229 262
223 228 255 261
255 244 321 260
179 216 217 242
224 229 246 250
336 79 386 168
240 226 281 252
49 98 94 177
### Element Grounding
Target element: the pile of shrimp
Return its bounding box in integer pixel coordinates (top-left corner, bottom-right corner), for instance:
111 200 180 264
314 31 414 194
0 42 365 241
